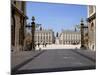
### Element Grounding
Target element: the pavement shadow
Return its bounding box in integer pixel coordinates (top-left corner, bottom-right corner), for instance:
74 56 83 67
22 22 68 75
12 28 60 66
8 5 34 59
11 50 46 74
71 49 96 62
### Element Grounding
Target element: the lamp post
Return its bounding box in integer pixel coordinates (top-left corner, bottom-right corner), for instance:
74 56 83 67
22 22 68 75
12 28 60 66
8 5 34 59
80 18 88 49
25 16 41 50
31 16 35 50
75 18 88 49
25 16 36 50
80 19 84 48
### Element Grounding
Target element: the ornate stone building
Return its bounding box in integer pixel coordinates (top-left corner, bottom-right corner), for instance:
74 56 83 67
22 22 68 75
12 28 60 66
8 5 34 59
59 30 81 44
34 29 55 45
87 5 96 51
11 1 27 51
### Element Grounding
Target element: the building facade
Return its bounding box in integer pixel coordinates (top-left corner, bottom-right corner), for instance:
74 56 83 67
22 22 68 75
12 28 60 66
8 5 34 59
34 29 55 45
59 30 81 45
87 5 96 51
11 1 27 51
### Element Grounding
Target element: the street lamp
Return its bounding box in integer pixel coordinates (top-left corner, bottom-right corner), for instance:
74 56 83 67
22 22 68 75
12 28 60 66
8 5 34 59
75 18 88 49
31 16 35 50
25 16 41 50
80 18 88 49
80 18 84 48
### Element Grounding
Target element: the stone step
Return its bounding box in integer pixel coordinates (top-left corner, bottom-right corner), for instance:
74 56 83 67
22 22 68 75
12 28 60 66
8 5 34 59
36 44 81 50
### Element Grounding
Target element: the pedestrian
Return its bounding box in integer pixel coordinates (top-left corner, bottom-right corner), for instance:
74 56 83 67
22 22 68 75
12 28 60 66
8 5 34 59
38 43 40 47
45 43 46 47
39 47 41 51
43 43 44 47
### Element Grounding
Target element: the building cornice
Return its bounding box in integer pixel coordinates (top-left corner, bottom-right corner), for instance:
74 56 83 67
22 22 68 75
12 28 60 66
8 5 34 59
87 13 96 22
11 3 28 19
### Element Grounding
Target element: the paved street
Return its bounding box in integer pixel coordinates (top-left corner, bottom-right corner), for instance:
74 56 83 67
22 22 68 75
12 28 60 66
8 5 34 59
13 49 96 74
11 50 45 73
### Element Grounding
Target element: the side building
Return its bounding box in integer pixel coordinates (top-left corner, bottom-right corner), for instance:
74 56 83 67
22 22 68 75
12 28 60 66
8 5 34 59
34 29 55 45
87 5 96 51
24 27 32 50
11 1 27 51
59 30 81 45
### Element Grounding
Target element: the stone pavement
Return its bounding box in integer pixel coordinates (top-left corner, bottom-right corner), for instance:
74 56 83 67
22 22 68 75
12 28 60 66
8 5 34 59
11 50 45 73
72 49 96 62
13 49 95 74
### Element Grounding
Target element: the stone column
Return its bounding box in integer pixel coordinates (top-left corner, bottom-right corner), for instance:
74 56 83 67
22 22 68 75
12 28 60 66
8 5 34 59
15 14 20 51
80 19 85 49
11 12 15 51
31 16 35 50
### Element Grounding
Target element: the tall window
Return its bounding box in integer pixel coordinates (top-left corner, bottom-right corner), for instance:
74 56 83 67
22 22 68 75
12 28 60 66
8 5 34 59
11 16 15 46
19 18 24 45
